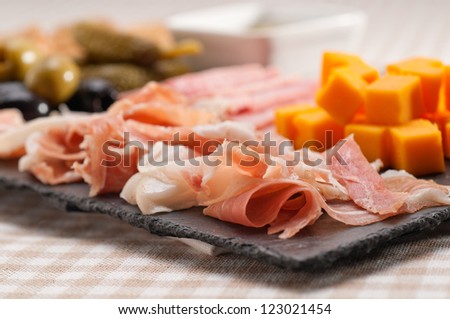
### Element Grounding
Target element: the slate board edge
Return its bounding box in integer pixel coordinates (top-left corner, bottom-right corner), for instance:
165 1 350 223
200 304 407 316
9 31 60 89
2 173 450 270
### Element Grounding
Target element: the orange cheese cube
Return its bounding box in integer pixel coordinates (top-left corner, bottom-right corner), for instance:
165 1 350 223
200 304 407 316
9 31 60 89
274 104 317 139
344 124 390 166
387 57 444 113
351 112 367 124
292 108 344 151
366 75 425 125
423 110 450 130
321 51 379 85
316 68 367 125
423 110 450 158
389 120 444 175
445 66 450 111
444 122 450 158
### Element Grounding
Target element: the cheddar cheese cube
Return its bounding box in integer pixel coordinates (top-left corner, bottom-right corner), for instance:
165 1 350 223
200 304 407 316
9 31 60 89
292 108 344 151
444 122 450 158
321 51 379 85
445 66 450 111
387 57 444 113
275 104 317 139
423 109 450 135
344 124 390 166
423 110 450 158
351 112 367 124
365 75 425 125
316 68 367 125
389 120 444 175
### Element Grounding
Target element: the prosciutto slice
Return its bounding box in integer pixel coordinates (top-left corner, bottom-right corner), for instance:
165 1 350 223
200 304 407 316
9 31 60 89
109 82 220 126
164 64 279 99
72 115 141 196
164 64 317 129
19 125 87 185
0 109 24 133
122 135 450 239
382 170 450 213
328 137 408 214
0 114 89 159
204 179 323 239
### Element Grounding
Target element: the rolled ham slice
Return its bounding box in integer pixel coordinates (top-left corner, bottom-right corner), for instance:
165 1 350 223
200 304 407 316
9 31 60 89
0 114 89 159
19 125 87 185
204 179 323 239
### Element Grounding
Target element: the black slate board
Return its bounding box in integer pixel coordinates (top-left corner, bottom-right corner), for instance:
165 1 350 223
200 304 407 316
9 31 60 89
1 159 450 270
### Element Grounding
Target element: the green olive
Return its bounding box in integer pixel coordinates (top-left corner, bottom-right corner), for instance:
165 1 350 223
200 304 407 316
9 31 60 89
0 61 13 82
25 55 80 104
4 38 44 80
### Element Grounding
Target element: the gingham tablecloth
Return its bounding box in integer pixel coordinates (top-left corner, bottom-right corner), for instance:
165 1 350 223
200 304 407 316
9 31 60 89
1 188 450 298
1 0 450 299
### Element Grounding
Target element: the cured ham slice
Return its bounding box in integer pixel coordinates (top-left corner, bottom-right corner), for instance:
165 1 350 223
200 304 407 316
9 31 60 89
121 143 202 214
324 200 397 225
124 120 255 156
18 111 259 196
0 109 24 133
323 147 450 226
121 141 269 213
0 114 89 159
109 82 220 126
328 136 408 214
164 64 279 99
208 76 315 115
19 126 87 185
204 179 323 239
382 170 450 213
72 115 136 196
164 64 317 128
122 135 450 239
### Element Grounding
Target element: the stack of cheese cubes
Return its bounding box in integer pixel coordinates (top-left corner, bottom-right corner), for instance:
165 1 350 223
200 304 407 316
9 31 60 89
275 52 450 176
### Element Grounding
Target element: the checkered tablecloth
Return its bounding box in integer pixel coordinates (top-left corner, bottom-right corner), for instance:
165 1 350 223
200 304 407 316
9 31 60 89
1 0 450 299
1 188 450 298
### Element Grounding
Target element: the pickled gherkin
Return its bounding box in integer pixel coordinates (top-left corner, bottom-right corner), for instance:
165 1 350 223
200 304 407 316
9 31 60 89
154 59 191 79
0 43 11 81
73 22 160 66
0 62 13 82
81 63 158 91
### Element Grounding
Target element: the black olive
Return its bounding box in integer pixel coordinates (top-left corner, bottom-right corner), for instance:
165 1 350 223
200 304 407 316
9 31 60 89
0 82 51 121
65 78 118 113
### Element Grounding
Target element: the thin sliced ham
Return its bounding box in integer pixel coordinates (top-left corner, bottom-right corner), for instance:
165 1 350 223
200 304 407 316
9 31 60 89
211 76 315 115
164 64 279 99
109 82 220 126
328 136 408 214
0 114 90 159
121 140 269 213
382 170 450 213
0 109 25 133
204 179 323 239
19 126 87 185
121 143 201 214
122 136 450 239
164 64 317 129
73 115 141 196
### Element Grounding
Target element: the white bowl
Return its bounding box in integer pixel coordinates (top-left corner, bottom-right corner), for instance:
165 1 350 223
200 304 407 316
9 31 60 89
167 2 367 78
